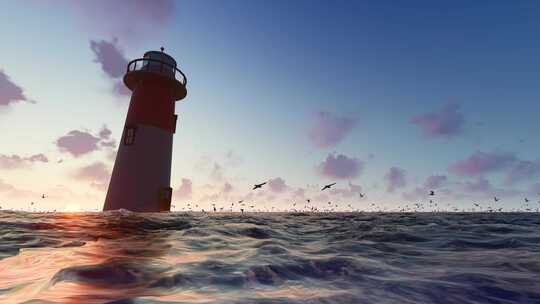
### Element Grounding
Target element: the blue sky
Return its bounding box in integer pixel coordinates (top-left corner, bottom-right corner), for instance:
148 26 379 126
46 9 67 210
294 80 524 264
0 1 539 212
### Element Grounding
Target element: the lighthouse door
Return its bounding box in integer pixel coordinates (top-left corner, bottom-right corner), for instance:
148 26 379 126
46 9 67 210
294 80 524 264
159 187 173 211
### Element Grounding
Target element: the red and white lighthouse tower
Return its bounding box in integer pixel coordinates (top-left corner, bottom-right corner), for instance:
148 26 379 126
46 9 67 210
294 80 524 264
103 49 187 212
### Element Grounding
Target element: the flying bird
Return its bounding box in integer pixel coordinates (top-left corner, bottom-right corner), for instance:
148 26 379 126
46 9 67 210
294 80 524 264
494 197 499 202
253 182 267 190
321 183 336 191
429 191 435 196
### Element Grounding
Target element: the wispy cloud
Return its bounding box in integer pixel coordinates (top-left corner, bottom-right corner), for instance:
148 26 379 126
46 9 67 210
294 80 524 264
56 126 116 157
0 153 48 169
308 111 358 148
411 103 464 139
0 70 33 106
90 38 130 96
384 167 406 193
448 151 516 177
317 153 363 179
72 0 176 44
174 178 193 200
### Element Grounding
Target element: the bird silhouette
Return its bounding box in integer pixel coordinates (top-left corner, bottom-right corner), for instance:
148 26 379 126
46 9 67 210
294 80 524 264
429 191 435 196
494 197 499 202
252 182 267 190
525 198 529 203
359 193 365 198
41 194 46 199
321 182 336 191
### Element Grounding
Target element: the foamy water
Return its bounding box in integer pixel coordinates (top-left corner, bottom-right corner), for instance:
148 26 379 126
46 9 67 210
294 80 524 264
0 210 539 303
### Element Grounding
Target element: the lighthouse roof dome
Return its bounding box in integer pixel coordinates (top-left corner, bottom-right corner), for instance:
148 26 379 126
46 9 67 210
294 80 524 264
143 50 177 67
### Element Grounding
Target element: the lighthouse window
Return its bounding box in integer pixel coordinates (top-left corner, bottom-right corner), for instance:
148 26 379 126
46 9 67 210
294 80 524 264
124 127 136 145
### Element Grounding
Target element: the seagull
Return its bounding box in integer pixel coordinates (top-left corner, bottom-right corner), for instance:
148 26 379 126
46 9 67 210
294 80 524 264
321 182 336 191
253 182 267 190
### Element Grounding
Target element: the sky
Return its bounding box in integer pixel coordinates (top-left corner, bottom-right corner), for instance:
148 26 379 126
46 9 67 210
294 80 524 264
0 0 539 212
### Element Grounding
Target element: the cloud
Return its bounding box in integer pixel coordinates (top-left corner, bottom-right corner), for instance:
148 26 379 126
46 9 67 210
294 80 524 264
98 125 112 140
528 183 540 194
462 177 492 193
225 150 243 167
0 70 32 106
73 161 111 182
0 178 39 199
174 178 192 200
0 153 48 169
402 175 448 201
210 163 224 181
268 177 289 193
223 182 234 193
423 175 448 189
72 161 111 190
90 39 128 79
90 39 131 96
317 153 363 179
56 130 101 157
329 182 363 198
56 127 117 157
308 111 359 148
448 151 516 177
504 160 540 185
384 167 406 192
72 0 176 44
410 103 464 139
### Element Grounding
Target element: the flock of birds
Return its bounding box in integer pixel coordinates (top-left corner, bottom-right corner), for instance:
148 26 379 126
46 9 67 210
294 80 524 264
1 182 539 213
170 181 540 214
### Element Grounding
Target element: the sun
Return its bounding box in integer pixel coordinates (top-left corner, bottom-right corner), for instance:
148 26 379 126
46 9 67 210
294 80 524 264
63 203 82 212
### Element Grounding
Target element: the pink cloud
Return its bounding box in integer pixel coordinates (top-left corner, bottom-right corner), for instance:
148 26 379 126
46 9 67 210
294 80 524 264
329 182 363 198
448 151 516 176
72 0 176 44
175 178 192 199
56 130 101 157
73 162 111 190
98 125 112 140
223 182 234 193
317 153 363 179
384 167 406 192
462 177 492 193
410 103 464 139
0 153 48 169
0 70 31 106
504 160 540 185
528 183 540 194
423 175 448 189
90 39 128 79
268 177 289 193
73 162 110 181
308 111 358 148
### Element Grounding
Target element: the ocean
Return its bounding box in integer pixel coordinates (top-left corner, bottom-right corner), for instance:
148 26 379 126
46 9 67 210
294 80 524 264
0 210 539 304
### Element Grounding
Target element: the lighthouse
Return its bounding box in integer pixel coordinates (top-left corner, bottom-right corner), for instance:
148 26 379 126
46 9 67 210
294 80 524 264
103 49 187 212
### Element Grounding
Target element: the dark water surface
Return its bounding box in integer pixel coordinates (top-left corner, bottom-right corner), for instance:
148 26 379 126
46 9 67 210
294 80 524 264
0 211 539 304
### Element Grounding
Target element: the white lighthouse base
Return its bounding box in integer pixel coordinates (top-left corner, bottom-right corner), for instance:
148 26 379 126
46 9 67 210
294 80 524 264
104 125 173 212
